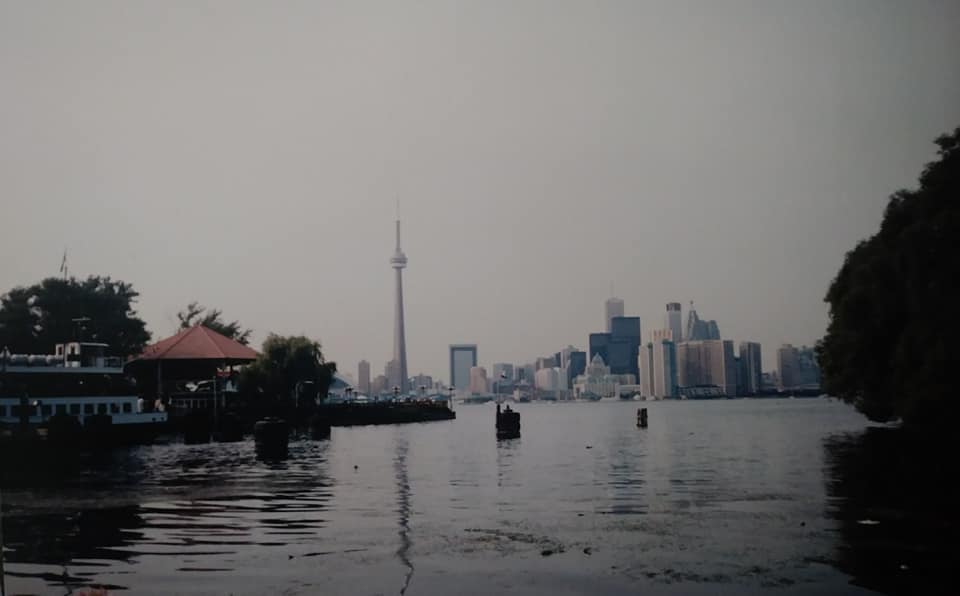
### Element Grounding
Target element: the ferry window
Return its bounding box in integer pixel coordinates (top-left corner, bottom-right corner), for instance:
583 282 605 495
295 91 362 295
110 403 120 414
70 404 81 415
97 403 107 414
84 403 94 414
56 404 67 415
11 406 21 416
0 405 6 416
41 405 52 416
122 402 132 413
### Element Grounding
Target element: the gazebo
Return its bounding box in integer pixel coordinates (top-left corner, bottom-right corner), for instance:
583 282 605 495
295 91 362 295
125 325 258 411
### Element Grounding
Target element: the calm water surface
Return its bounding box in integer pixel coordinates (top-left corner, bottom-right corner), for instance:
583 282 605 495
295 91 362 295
0 399 937 595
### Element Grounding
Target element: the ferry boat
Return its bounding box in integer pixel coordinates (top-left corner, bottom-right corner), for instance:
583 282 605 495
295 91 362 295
0 341 168 444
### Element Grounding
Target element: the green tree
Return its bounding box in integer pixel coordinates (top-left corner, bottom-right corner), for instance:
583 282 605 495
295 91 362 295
177 301 252 344
818 126 960 427
240 334 336 407
0 275 151 356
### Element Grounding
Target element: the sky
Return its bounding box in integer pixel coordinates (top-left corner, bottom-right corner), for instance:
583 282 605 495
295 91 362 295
2 1 959 382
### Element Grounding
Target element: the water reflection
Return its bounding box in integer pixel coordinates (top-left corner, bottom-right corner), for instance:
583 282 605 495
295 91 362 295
393 434 413 594
824 426 957 594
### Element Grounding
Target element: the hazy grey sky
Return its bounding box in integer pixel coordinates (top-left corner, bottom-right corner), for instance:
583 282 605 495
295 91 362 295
2 1 959 381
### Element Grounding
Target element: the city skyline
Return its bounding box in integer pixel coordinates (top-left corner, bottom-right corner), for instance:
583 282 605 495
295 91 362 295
2 2 958 384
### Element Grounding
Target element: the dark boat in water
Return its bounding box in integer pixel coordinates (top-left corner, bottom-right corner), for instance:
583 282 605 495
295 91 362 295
253 417 289 457
495 402 520 439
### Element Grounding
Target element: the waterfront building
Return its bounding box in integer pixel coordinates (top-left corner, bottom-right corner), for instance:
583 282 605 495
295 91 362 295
610 316 641 381
536 355 558 370
411 373 433 392
357 359 371 394
385 359 402 392
605 296 624 332
738 342 763 395
666 302 683 343
777 344 800 389
469 366 488 394
572 354 635 398
567 350 587 383
371 374 388 395
389 218 410 394
640 333 678 399
677 339 736 396
449 344 478 393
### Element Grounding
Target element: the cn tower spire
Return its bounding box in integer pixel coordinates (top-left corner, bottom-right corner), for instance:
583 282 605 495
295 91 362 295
390 215 409 394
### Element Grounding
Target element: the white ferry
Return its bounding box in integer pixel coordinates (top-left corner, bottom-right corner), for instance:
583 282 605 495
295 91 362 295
0 341 167 443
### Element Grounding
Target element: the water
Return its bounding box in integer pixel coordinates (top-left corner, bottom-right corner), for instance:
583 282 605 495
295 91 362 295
0 399 945 595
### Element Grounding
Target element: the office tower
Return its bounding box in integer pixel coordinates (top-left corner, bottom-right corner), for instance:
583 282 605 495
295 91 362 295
738 342 763 395
677 340 736 396
567 351 587 382
685 302 721 341
358 359 371 394
605 296 625 332
609 316 641 382
777 344 801 389
588 333 611 369
390 218 409 393
469 366 488 394
666 302 683 343
371 374 388 395
641 338 678 398
449 344 478 392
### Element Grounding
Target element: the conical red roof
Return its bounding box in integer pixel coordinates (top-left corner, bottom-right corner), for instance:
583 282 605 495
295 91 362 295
133 325 257 363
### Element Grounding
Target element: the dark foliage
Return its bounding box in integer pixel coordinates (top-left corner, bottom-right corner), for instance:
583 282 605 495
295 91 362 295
0 276 150 357
176 301 252 345
240 334 336 409
818 127 960 426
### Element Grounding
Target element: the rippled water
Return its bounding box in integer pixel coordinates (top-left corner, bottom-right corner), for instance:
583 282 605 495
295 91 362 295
0 399 940 595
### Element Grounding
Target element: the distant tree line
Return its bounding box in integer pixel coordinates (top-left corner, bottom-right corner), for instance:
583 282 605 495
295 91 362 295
818 126 959 428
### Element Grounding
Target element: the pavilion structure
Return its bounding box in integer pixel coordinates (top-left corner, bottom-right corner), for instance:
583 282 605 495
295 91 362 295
125 325 257 413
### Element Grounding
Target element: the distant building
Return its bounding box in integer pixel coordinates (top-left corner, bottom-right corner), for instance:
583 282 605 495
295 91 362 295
640 334 678 399
605 296 624 333
665 302 683 343
357 359 371 394
573 354 634 398
449 344 478 393
609 316 641 381
384 359 402 392
676 339 737 396
411 373 433 392
777 344 800 389
778 344 820 389
567 351 587 384
684 302 721 341
738 342 763 395
469 366 488 394
536 355 557 370
371 374 388 395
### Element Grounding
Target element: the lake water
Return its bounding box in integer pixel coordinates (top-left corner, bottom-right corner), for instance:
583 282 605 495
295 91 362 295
0 399 949 595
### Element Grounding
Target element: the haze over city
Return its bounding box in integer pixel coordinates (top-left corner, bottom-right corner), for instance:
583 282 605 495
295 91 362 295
2 1 959 380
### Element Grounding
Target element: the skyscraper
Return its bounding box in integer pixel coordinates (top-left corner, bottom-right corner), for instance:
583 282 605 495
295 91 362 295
610 316 641 381
390 218 409 393
685 302 721 341
738 342 762 395
665 302 683 343
677 339 736 396
605 296 624 333
449 344 478 393
357 359 371 394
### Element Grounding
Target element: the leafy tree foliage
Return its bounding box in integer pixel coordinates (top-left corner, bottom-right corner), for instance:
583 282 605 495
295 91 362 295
240 334 336 406
818 127 960 426
0 276 150 356
177 301 252 345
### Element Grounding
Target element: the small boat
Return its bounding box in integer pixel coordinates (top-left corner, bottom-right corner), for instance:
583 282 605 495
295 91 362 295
253 417 289 456
495 402 520 439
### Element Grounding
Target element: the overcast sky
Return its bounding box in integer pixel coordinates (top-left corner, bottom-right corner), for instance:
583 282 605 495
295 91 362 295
2 1 958 382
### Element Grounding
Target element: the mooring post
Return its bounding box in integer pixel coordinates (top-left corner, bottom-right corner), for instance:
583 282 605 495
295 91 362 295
637 407 648 428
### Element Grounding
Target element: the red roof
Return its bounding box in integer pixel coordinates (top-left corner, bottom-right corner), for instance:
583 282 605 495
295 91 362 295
133 325 258 363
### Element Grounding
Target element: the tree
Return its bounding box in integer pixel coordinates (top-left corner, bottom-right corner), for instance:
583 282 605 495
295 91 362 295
177 301 252 345
0 275 151 356
818 126 960 427
240 334 336 408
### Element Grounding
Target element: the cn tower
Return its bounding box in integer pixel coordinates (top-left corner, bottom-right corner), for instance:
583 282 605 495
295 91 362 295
390 218 409 393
